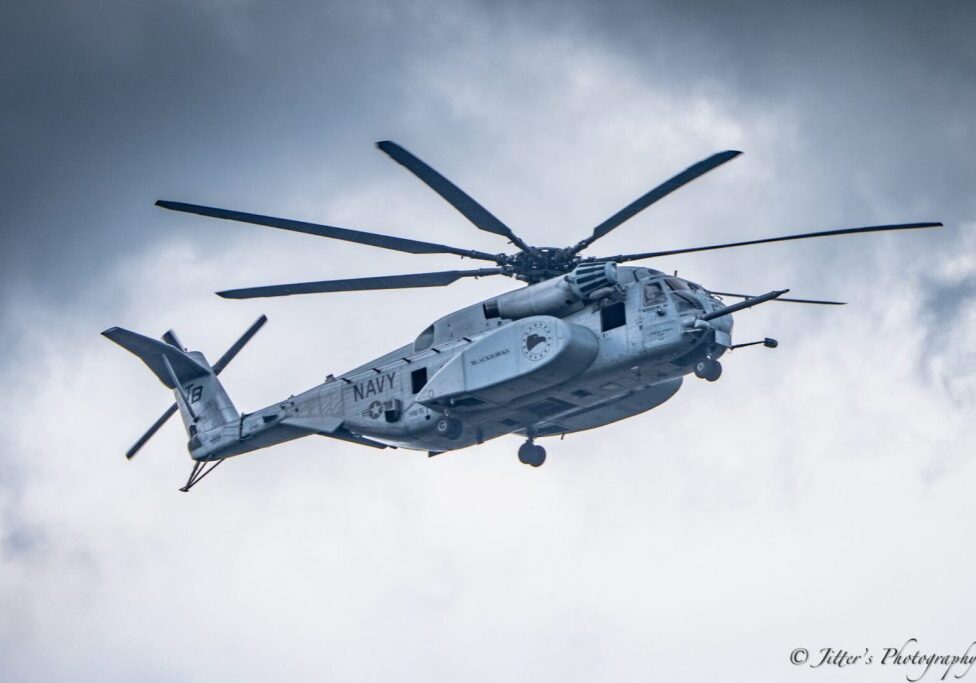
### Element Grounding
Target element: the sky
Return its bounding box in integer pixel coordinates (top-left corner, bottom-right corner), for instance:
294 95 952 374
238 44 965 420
2 1 975 680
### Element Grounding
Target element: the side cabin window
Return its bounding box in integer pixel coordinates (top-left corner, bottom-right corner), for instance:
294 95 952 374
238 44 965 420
600 301 626 332
642 281 667 308
413 324 435 352
410 367 428 394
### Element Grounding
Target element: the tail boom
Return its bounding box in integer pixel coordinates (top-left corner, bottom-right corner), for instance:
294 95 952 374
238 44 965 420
104 315 354 481
103 318 290 461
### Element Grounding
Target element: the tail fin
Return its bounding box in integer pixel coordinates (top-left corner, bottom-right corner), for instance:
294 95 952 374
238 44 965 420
103 315 267 459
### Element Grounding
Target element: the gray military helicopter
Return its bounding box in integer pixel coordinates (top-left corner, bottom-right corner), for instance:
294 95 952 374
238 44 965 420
104 141 940 491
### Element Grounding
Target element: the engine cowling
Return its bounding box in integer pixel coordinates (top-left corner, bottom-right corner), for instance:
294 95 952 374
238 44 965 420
483 262 619 320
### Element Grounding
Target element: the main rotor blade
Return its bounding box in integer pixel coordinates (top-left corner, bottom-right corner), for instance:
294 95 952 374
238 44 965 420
607 222 942 262
155 200 501 263
571 150 742 254
376 141 533 252
217 268 506 299
700 289 789 321
709 291 846 305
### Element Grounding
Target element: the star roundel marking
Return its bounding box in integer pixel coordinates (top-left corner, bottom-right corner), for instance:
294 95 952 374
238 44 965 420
521 320 553 361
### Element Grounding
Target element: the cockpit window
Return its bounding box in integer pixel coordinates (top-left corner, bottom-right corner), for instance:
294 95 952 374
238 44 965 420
414 324 435 351
665 277 689 291
634 269 653 282
672 290 703 314
642 281 667 307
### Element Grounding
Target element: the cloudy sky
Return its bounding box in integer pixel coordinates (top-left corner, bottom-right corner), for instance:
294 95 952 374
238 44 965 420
2 1 975 680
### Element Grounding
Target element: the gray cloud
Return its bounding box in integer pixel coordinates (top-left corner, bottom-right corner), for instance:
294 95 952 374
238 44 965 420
1 1 427 305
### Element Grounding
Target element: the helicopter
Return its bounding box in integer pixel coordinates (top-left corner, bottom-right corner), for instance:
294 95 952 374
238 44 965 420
103 141 940 491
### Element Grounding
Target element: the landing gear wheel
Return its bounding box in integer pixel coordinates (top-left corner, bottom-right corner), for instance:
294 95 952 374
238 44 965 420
518 442 546 467
705 361 722 382
530 445 546 467
693 359 708 378
694 358 722 382
434 416 462 440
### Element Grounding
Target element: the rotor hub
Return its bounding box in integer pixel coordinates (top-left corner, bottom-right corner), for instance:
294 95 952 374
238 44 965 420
508 247 581 283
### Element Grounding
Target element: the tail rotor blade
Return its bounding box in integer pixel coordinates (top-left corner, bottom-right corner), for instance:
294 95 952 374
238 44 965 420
126 404 178 459
571 150 741 254
124 315 268 459
376 141 533 252
212 314 268 375
217 268 505 299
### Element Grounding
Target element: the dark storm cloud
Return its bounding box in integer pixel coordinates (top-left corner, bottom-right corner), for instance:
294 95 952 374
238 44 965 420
0 1 428 304
2 0 972 313
579 0 976 222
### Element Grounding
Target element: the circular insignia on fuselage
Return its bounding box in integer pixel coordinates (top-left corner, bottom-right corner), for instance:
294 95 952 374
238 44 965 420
366 400 383 419
521 320 553 361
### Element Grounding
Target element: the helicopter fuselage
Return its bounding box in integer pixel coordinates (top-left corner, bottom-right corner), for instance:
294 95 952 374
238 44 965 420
194 265 732 460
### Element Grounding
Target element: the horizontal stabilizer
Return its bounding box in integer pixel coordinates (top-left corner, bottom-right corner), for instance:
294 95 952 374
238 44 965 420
102 327 211 388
